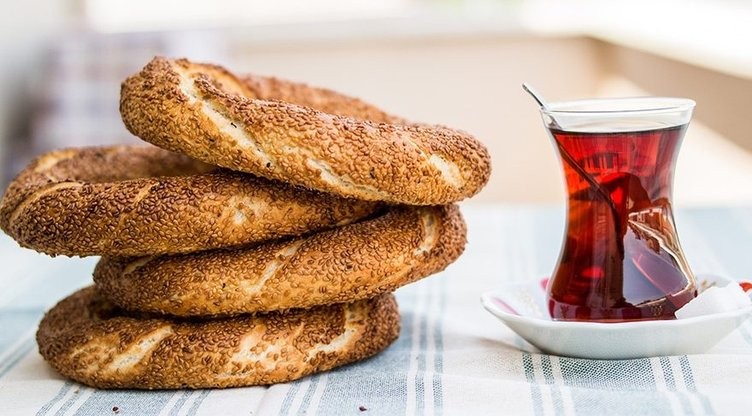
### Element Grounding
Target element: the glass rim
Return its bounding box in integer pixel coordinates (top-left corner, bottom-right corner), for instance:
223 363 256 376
541 96 696 116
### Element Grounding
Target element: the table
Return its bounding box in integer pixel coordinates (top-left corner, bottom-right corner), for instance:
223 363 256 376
1 204 751 416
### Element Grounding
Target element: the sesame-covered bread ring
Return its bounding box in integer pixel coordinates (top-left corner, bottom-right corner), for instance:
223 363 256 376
238 72 405 124
0 146 377 257
120 57 492 205
94 205 465 316
37 287 399 389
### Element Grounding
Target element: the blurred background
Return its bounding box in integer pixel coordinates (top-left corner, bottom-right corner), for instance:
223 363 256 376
2 0 752 205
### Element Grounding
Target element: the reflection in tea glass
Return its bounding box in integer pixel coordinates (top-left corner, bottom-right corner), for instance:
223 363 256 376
540 97 698 322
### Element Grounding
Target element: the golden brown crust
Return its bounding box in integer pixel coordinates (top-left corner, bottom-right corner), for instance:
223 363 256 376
94 205 465 316
37 287 400 389
239 73 405 124
0 145 378 257
120 57 491 205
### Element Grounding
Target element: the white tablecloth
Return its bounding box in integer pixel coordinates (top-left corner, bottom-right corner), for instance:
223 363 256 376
1 204 751 415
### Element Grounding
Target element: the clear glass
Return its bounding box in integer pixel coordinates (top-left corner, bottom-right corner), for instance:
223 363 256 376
541 97 698 322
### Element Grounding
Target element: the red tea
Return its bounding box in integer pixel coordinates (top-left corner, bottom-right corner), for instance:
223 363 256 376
547 124 697 321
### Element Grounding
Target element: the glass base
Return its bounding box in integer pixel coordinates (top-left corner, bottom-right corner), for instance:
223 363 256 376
548 287 697 322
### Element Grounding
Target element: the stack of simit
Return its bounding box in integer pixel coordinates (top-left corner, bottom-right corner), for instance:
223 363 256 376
0 57 491 389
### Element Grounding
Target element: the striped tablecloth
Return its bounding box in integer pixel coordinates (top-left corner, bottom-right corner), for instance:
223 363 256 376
1 204 751 416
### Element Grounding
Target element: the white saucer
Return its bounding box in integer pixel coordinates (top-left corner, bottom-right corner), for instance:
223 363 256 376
481 275 752 359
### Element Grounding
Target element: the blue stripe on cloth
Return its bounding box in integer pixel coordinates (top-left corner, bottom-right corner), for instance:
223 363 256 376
52 387 88 416
558 358 672 415
0 336 35 378
659 357 676 390
36 381 74 416
312 315 411 415
523 208 561 416
73 390 178 415
414 286 429 415
0 308 43 378
0 309 42 351
540 355 565 415
298 374 321 413
431 277 446 415
679 356 715 415
279 381 303 416
311 289 419 416
1 260 94 416
186 390 211 415
522 353 544 416
168 391 193 416
659 357 692 415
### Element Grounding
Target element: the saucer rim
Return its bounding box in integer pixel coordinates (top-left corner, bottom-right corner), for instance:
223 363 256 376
481 291 752 331
480 274 752 330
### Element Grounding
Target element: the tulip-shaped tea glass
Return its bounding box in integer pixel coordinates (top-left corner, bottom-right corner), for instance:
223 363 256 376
540 97 698 322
